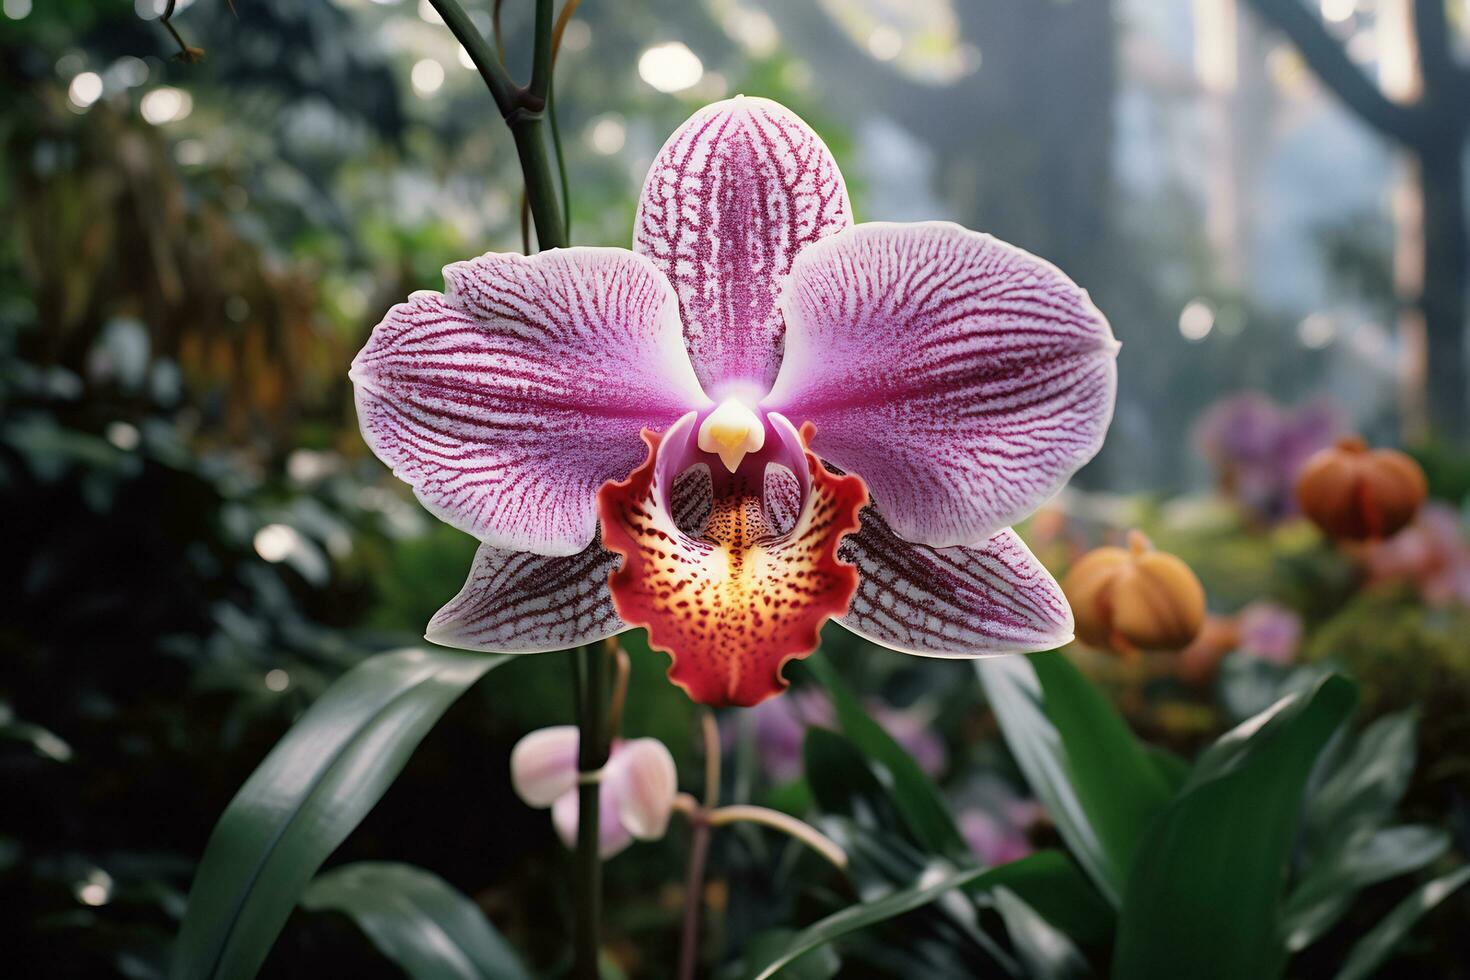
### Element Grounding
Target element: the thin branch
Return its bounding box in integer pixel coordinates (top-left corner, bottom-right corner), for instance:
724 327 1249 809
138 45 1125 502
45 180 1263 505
426 0 517 119
528 0 556 101
1239 0 1429 147
492 0 506 64
159 0 204 63
552 0 583 59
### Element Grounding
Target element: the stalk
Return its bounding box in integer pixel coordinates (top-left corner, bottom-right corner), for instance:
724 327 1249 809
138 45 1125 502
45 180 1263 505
573 643 609 979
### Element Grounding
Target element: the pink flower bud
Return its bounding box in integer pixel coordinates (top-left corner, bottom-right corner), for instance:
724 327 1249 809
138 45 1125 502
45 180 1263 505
510 727 679 859
509 725 579 807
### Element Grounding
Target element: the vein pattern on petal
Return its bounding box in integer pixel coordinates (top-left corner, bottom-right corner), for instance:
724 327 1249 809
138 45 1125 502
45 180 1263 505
767 221 1118 548
351 247 708 556
634 96 852 397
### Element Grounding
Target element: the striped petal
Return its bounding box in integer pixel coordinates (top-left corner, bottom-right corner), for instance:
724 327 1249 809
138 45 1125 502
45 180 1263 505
634 96 852 398
838 508 1074 656
598 414 868 707
351 248 709 557
426 539 624 654
766 222 1118 549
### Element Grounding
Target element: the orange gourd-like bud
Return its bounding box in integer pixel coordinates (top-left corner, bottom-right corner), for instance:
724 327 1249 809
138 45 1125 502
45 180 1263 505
1294 436 1426 541
1062 531 1206 656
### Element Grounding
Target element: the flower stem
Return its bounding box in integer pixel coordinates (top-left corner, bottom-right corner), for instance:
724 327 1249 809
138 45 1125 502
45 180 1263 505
677 709 721 980
572 643 609 980
425 0 566 250
704 806 849 871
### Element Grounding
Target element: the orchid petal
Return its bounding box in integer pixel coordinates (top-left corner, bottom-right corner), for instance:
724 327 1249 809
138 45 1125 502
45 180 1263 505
607 738 679 840
767 222 1118 548
351 248 709 557
509 726 580 808
551 786 632 859
598 415 868 707
838 506 1074 656
426 539 625 654
635 96 852 397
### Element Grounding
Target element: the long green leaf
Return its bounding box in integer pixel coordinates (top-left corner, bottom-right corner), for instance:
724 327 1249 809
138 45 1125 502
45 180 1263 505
1333 864 1470 980
746 851 1072 980
991 886 1092 980
302 861 532 980
1283 825 1449 951
1111 674 1357 980
173 648 505 980
803 655 968 859
977 651 1172 904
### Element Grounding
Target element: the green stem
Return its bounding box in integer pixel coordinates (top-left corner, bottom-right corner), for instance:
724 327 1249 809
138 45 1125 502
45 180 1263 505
511 114 566 250
424 0 516 117
426 0 565 249
573 644 609 980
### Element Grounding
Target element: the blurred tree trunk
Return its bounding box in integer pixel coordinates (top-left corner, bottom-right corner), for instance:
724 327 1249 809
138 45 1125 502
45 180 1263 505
755 0 1114 280
1241 0 1470 446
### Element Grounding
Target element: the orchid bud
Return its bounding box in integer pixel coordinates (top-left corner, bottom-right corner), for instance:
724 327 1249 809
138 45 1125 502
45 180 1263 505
1062 530 1206 655
510 725 580 807
607 738 679 840
1295 436 1426 541
511 727 679 859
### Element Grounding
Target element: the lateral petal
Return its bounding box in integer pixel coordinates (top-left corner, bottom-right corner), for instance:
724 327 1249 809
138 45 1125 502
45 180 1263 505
426 539 625 655
838 507 1074 656
351 247 708 557
767 222 1117 548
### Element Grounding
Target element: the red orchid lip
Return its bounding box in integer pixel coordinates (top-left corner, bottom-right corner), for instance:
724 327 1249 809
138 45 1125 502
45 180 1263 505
598 414 867 707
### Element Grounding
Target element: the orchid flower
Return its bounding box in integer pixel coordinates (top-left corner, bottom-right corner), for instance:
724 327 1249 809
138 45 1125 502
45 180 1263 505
351 97 1118 706
511 726 678 858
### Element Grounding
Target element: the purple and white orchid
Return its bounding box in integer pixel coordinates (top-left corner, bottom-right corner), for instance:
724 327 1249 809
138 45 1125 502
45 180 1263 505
350 96 1118 706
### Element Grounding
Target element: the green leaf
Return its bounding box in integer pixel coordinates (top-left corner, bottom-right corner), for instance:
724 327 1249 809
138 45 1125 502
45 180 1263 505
302 862 532 980
977 651 1173 904
991 887 1092 980
172 648 505 980
997 851 1114 950
1333 864 1470 980
739 930 840 980
802 655 968 859
745 852 1073 980
1283 824 1450 951
1111 674 1357 980
1301 711 1417 858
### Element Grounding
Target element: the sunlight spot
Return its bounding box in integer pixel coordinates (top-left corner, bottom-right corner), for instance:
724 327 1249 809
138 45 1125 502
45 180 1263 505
106 422 141 452
457 44 475 70
638 42 704 94
1298 313 1336 349
76 870 113 907
254 524 300 563
722 6 778 57
411 59 445 97
417 0 442 24
264 669 290 692
3 0 32 18
561 19 592 53
1320 0 1354 23
140 86 191 125
587 114 626 155
866 25 902 61
68 72 103 110
1179 300 1216 341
